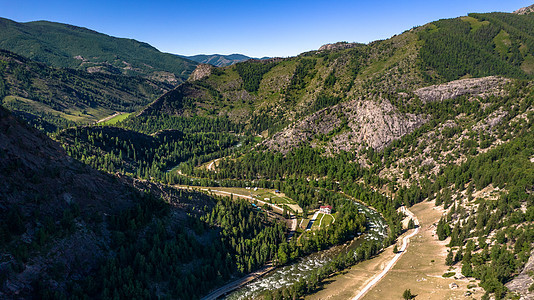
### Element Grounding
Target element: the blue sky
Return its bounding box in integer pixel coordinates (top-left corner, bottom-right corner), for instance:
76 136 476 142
1 0 532 57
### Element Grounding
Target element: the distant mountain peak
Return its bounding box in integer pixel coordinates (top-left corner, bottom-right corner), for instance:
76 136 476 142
514 4 534 15
182 53 270 67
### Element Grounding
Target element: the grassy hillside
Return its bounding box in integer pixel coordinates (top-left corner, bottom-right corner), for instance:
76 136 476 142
0 49 172 132
0 17 197 84
141 11 534 139
4 6 534 300
106 10 534 299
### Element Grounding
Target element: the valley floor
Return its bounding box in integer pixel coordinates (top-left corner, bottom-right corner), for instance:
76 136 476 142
306 200 485 300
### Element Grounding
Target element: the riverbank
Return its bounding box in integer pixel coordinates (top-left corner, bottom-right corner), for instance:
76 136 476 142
306 200 485 300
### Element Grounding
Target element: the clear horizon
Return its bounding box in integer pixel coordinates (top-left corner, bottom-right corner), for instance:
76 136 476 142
1 0 532 58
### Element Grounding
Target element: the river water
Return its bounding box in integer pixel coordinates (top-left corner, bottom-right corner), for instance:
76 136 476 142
226 200 388 299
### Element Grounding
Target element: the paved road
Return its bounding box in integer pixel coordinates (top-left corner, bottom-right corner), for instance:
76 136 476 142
352 206 420 300
306 211 320 230
201 263 275 300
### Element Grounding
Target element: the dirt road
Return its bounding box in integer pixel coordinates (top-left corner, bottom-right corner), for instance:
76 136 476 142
351 206 419 300
308 200 484 300
96 112 121 124
206 189 297 241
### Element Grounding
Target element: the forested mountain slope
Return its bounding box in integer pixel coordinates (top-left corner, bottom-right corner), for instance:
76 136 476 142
0 49 172 131
0 105 293 299
182 53 260 67
3 4 534 300
140 11 534 153
0 17 197 84
118 8 534 299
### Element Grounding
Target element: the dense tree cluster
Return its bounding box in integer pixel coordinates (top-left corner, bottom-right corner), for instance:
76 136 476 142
234 61 278 93
418 15 532 82
58 126 241 179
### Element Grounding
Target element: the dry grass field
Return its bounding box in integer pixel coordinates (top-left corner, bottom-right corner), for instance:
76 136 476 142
307 200 485 300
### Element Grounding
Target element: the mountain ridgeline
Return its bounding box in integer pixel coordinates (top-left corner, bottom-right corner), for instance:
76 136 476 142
1 5 534 300
182 53 267 67
0 49 173 132
141 11 534 143
0 17 198 84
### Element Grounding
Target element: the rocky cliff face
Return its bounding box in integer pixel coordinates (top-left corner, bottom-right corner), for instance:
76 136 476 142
505 250 534 298
262 97 426 154
188 63 213 81
514 4 534 15
414 76 509 103
319 42 362 51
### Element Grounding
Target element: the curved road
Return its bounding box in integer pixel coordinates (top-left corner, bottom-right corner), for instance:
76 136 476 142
201 263 275 300
352 206 420 300
203 189 297 240
197 189 297 300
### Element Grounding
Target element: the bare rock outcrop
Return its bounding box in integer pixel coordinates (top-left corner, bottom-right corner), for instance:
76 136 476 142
506 250 534 299
319 42 361 51
514 4 534 15
414 76 509 103
188 63 213 81
262 97 425 154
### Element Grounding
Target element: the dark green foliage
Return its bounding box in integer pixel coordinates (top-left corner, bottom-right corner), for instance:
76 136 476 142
418 16 530 82
403 289 414 300
0 49 172 132
46 192 288 299
0 17 197 82
437 217 451 240
201 198 286 273
118 115 244 135
234 61 278 92
408 218 415 229
58 125 241 180
308 93 342 114
284 58 318 104
6 205 26 235
446 250 454 266
324 70 337 88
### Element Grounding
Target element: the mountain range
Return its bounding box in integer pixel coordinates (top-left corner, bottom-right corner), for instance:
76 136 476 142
181 53 269 67
0 17 197 84
1 4 534 300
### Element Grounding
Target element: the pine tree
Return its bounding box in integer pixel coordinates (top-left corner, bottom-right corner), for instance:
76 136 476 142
408 218 415 229
403 289 413 300
436 217 450 240
445 250 454 266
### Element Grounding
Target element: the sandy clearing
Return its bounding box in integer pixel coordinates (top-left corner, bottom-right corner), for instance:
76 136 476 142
307 200 484 300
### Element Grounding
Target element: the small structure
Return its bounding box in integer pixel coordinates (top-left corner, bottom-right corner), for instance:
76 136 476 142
319 205 332 214
275 190 280 193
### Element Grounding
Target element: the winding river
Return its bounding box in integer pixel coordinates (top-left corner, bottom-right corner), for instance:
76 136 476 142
226 200 388 299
